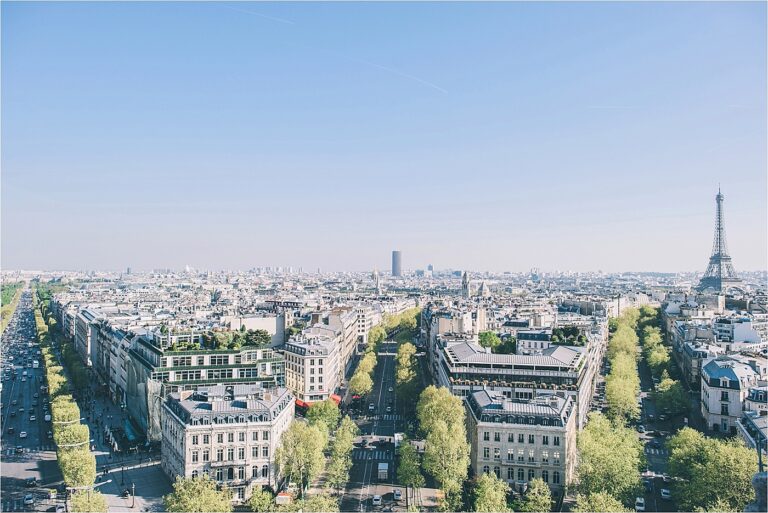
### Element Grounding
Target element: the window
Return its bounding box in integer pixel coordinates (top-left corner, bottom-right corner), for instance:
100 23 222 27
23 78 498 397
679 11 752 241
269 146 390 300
528 469 535 481
494 432 501 442
483 432 490 441
192 435 199 445
494 448 501 460
203 449 209 462
263 431 270 441
192 470 198 479
483 465 490 474
238 467 245 480
553 436 560 446
528 450 535 463
203 435 210 444
494 467 501 478
542 435 549 446
252 447 259 458
508 467 514 480
197 356 205 366
507 449 514 461
721 391 730 401
227 448 234 461
261 465 269 478
553 471 560 484
518 468 525 481
542 470 549 483
217 434 224 444
483 447 490 459
542 450 549 464
216 449 223 461
508 433 515 443
191 451 199 463
215 469 223 481
262 446 269 458
239 432 245 442
721 404 729 416
528 434 535 444
518 434 524 443
517 449 524 462
238 448 245 460
252 432 259 442
228 433 234 443
553 452 561 465
252 466 259 478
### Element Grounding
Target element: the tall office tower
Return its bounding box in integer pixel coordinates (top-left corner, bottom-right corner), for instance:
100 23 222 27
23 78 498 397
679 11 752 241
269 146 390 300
391 250 402 277
697 188 742 292
427 264 434 271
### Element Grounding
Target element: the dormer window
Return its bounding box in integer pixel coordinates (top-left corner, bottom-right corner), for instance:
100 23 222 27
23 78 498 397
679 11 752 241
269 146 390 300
720 378 729 388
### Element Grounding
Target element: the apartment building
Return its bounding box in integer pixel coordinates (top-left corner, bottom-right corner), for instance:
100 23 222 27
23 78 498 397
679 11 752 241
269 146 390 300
161 384 294 503
700 354 767 434
466 390 577 495
283 326 341 404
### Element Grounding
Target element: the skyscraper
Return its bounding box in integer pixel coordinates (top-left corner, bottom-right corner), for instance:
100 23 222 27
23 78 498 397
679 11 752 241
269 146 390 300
391 250 402 277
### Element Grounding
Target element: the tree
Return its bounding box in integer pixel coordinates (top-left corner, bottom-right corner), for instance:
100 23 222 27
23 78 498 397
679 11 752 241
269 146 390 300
54 424 90 449
654 377 688 416
667 428 757 511
249 488 275 512
397 442 425 510
369 326 387 347
416 386 466 436
576 413 643 503
399 315 417 332
472 473 509 512
573 492 631 513
244 329 272 346
325 454 352 495
358 352 377 375
349 371 373 397
296 495 340 512
164 476 233 512
58 448 96 488
518 478 551 512
275 422 326 498
478 331 502 350
423 420 470 510
306 399 341 434
605 352 640 424
70 490 108 513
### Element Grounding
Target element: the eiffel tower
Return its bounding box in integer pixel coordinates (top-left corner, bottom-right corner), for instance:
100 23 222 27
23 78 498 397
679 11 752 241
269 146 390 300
697 188 742 292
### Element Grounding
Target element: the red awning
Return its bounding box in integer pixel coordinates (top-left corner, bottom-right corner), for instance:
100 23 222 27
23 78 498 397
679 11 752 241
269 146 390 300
352 395 361 400
295 399 309 408
330 394 342 405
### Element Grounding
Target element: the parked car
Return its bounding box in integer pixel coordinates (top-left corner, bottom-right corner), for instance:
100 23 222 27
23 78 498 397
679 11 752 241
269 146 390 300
369 403 375 412
393 489 402 501
661 489 671 500
372 495 382 506
637 425 645 433
23 495 34 506
635 497 646 512
19 431 28 439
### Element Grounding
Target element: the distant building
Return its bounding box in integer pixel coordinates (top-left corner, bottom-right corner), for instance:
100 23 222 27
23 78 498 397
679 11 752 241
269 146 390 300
466 390 577 495
283 328 341 404
701 355 766 434
161 384 294 503
391 250 402 277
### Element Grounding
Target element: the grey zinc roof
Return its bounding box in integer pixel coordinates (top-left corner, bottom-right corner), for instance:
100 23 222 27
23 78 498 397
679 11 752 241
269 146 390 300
445 342 581 369
702 356 758 384
472 390 572 417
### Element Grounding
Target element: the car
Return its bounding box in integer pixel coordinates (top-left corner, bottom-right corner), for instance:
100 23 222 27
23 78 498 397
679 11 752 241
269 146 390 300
659 414 668 421
635 497 646 512
23 494 34 506
30 415 36 421
386 406 392 413
369 403 375 412
12 399 17 406
660 488 671 500
26 477 38 487
33 393 38 398
393 489 402 501
7 427 15 435
47 431 53 439
10 410 16 417
55 506 65 513
372 495 382 506
18 407 24 413
15 445 24 454
21 377 26 382
388 386 393 393
19 431 28 438
637 425 645 433
647 414 655 421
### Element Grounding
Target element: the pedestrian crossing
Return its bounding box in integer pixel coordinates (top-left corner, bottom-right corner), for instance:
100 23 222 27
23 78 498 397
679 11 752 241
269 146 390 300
2 445 55 456
645 447 668 456
352 448 393 461
375 414 402 421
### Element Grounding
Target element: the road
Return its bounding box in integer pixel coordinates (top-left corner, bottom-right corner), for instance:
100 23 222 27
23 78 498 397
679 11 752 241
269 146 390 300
1 289 62 512
341 339 402 512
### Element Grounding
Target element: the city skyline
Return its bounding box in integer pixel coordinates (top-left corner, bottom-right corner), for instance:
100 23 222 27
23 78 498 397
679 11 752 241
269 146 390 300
2 1 766 272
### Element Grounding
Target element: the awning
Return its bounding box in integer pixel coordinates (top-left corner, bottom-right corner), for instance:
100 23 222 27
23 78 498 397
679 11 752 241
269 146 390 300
295 399 309 409
330 394 342 405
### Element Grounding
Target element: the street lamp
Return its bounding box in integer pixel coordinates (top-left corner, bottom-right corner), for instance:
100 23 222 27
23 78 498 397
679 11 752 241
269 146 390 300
121 465 125 485
131 483 135 509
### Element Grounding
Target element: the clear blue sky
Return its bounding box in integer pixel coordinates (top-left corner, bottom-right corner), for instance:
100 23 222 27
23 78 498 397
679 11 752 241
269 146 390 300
2 1 766 273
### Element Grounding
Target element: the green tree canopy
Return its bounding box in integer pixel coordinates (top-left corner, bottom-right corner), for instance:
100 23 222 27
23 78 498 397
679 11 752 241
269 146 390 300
518 478 552 512
573 492 631 513
306 399 341 434
275 422 327 498
576 413 643 503
58 448 96 488
349 371 373 397
397 442 426 510
163 476 233 512
416 385 466 435
423 420 470 510
249 488 275 512
478 331 502 350
70 490 108 513
654 377 688 416
472 473 510 513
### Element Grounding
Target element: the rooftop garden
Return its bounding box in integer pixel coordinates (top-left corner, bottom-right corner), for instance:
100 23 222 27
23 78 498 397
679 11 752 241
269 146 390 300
550 326 587 346
479 331 517 354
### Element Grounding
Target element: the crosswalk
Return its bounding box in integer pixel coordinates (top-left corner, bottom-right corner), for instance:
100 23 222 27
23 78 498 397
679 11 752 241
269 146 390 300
352 448 393 461
645 447 668 456
3 445 55 456
375 414 402 421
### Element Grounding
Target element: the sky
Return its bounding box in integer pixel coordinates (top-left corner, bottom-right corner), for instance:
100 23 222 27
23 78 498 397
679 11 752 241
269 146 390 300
2 1 766 273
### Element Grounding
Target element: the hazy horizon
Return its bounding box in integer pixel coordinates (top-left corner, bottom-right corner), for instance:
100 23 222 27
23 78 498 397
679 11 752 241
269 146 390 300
2 2 766 273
